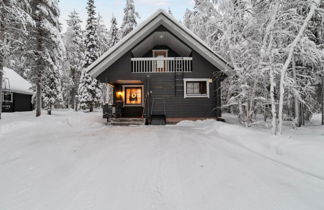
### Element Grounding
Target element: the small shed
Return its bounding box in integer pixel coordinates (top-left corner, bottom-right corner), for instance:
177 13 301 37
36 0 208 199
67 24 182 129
1 67 34 112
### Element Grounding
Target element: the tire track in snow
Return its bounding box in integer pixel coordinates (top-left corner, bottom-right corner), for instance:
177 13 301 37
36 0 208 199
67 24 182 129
203 128 324 182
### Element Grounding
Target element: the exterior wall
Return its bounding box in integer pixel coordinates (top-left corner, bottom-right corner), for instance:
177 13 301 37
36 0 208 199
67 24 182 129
143 46 180 57
97 49 223 118
2 93 33 112
13 93 33 112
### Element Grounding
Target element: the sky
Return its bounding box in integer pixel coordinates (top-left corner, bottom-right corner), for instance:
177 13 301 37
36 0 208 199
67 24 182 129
59 0 195 32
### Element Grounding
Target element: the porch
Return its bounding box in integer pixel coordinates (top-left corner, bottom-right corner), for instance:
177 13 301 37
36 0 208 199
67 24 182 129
103 79 169 125
131 57 192 73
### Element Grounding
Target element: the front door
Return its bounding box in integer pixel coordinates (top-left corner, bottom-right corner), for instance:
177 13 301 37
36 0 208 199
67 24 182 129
122 85 144 117
153 50 168 72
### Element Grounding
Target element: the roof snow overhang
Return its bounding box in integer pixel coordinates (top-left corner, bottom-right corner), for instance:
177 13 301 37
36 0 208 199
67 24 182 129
2 67 34 95
86 9 232 78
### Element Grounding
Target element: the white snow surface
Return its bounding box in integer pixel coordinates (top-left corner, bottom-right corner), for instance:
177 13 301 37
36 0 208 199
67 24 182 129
2 67 33 95
0 110 323 210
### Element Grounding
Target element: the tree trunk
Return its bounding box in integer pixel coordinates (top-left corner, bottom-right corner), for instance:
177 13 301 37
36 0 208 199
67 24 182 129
36 82 42 117
291 55 301 127
0 1 7 120
47 104 52 115
278 0 320 134
74 96 79 111
0 63 3 120
322 76 324 125
89 103 93 112
70 89 76 110
247 79 257 123
35 3 43 118
270 67 277 135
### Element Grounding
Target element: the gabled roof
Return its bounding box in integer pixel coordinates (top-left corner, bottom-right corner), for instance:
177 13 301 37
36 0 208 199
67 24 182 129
2 67 33 95
86 9 231 78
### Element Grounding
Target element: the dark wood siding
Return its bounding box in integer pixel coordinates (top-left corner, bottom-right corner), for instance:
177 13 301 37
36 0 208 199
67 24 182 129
97 50 222 118
13 93 33 112
2 93 33 112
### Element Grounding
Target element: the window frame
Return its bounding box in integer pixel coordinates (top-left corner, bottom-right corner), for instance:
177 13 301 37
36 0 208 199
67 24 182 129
184 78 210 98
122 85 144 107
152 49 168 58
2 92 13 103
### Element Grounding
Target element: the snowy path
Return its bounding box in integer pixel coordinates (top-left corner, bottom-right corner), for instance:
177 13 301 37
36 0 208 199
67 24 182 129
0 111 323 210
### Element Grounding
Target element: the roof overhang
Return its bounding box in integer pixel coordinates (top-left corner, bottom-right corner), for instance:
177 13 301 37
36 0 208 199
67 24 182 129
131 31 192 57
86 10 232 78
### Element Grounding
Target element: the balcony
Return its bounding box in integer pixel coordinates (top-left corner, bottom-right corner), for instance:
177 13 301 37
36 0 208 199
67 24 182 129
131 57 192 73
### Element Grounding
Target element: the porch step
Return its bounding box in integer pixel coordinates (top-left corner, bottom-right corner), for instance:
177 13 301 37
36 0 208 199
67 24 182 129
109 118 146 126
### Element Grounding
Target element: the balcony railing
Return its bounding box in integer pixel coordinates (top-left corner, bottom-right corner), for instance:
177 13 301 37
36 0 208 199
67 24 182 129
131 57 192 73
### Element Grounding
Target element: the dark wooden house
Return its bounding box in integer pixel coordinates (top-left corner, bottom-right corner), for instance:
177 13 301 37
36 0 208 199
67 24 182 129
86 10 231 125
1 67 33 112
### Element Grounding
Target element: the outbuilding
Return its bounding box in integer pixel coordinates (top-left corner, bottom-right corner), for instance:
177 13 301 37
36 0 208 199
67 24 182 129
1 67 33 112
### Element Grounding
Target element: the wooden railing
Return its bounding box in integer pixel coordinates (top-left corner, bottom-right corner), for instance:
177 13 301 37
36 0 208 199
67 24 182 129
131 57 192 73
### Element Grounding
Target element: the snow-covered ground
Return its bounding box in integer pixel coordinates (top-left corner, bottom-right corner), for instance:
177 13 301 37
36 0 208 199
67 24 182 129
0 110 323 210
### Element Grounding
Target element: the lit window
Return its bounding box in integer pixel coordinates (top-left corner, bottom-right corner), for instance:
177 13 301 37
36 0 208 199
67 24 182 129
125 87 143 105
184 79 210 98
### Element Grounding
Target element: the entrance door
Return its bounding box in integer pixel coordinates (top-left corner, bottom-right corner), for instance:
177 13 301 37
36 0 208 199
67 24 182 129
153 50 168 72
122 85 144 117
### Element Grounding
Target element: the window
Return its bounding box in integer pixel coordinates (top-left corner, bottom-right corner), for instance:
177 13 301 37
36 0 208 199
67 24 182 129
184 79 210 98
123 86 144 106
2 92 13 103
153 50 168 58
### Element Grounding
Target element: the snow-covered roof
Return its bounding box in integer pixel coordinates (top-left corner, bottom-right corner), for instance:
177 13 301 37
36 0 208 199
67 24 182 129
2 67 33 95
87 9 232 78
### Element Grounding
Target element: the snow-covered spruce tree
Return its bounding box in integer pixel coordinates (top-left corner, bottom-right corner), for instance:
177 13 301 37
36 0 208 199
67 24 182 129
78 71 102 112
120 0 139 38
84 0 100 67
78 0 102 112
64 10 85 110
108 15 120 48
28 0 65 116
43 63 63 115
97 14 110 55
0 0 32 120
60 63 74 108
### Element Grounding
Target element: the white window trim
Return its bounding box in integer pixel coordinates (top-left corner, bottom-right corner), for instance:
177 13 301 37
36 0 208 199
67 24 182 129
2 92 13 103
122 85 144 107
184 78 210 98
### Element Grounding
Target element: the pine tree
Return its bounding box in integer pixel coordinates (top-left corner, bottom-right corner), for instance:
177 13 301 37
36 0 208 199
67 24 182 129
0 0 32 120
64 11 85 110
120 0 139 38
97 14 110 55
84 0 100 67
43 64 63 115
78 71 102 112
108 15 120 48
28 0 65 116
78 0 102 112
